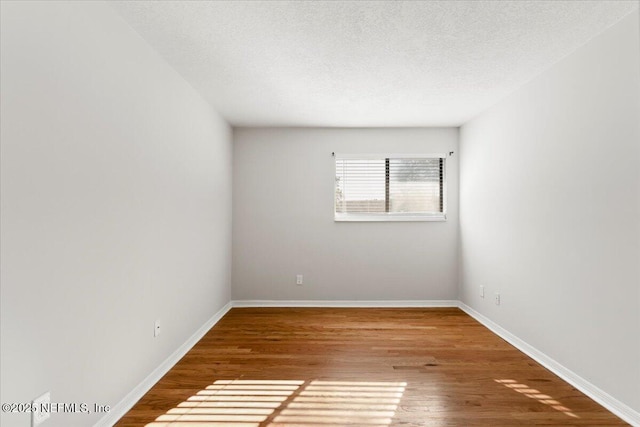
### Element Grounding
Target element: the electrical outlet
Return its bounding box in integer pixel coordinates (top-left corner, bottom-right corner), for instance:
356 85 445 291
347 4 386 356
154 319 161 337
495 293 501 305
32 391 50 426
480 286 485 298
296 275 303 285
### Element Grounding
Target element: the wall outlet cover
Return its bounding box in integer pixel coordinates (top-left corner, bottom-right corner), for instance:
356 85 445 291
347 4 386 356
32 391 51 426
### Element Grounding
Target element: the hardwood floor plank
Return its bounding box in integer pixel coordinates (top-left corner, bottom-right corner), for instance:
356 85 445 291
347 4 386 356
116 308 628 426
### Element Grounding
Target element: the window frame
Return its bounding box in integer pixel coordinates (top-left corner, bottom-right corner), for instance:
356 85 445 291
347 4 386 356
334 153 448 222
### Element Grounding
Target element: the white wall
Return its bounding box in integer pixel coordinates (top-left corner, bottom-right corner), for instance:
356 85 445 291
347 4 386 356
0 2 232 426
460 11 640 414
233 128 458 301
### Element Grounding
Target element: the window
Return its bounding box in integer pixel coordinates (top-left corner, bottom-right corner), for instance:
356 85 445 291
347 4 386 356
334 154 446 221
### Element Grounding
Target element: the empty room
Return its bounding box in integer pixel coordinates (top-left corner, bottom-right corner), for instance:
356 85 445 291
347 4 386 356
1 1 639 426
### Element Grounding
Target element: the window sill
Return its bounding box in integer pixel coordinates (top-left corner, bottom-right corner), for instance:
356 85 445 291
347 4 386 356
334 214 446 222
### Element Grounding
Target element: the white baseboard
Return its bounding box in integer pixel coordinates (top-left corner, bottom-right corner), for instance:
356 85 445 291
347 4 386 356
94 301 233 427
458 302 640 427
232 299 459 308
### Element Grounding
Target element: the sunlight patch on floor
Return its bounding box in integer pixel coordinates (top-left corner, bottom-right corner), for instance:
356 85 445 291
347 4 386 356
145 379 407 427
495 379 579 418
270 380 406 426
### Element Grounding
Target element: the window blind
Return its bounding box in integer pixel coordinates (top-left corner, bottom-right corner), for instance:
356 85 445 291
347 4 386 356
335 154 446 221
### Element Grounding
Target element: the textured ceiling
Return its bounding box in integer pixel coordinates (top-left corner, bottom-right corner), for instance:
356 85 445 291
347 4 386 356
110 1 638 127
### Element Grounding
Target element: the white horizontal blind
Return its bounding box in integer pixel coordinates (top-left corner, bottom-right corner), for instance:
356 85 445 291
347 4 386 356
335 155 445 220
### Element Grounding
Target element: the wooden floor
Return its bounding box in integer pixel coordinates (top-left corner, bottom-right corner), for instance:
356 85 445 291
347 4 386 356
116 308 627 426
